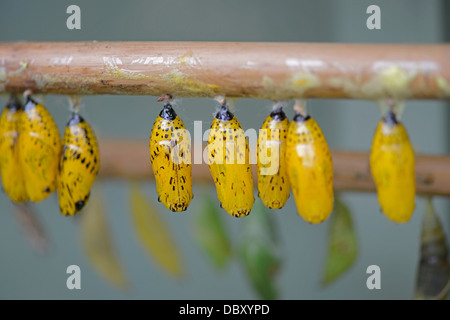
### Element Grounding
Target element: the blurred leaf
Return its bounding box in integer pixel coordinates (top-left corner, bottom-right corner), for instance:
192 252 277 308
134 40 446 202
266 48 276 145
239 198 281 300
192 191 232 270
79 187 129 290
414 197 450 300
322 195 358 285
129 181 184 280
11 202 49 255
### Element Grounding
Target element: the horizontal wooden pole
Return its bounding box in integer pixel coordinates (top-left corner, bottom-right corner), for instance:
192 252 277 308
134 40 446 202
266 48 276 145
97 138 450 197
0 42 449 100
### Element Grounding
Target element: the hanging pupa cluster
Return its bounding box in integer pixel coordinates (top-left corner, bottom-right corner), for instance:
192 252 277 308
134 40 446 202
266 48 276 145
148 97 335 223
0 93 100 216
144 96 418 226
1 92 418 225
201 98 335 224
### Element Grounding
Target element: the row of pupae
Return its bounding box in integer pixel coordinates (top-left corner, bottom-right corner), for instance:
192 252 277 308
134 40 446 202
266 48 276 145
149 96 416 224
0 94 415 223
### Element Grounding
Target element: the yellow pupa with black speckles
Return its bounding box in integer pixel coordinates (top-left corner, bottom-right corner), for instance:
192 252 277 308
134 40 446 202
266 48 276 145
370 110 415 223
17 97 61 202
150 103 193 212
207 104 254 217
58 112 100 215
256 107 290 209
286 113 334 224
0 95 27 203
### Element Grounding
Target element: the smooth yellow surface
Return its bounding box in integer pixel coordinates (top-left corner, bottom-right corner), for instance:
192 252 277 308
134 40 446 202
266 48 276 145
286 117 334 224
149 114 193 212
207 116 254 217
17 101 60 202
370 119 415 223
256 113 290 209
0 106 27 203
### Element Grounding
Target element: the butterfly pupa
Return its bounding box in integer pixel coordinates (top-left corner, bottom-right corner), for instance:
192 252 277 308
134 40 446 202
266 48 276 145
207 103 254 217
256 106 290 209
149 101 193 212
17 96 61 202
414 197 450 300
370 110 415 223
0 95 27 203
285 112 334 223
58 112 100 215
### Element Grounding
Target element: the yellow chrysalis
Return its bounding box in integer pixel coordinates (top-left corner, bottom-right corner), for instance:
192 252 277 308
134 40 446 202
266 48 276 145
207 103 254 217
149 102 193 212
17 96 61 202
58 112 100 215
370 110 415 223
0 95 27 203
286 113 334 223
256 106 290 209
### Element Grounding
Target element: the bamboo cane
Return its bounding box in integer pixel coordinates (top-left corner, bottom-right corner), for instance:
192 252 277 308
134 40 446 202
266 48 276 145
98 139 450 196
0 42 449 100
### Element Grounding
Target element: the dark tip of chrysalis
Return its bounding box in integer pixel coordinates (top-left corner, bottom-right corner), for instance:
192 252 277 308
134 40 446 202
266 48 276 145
24 96 38 111
215 104 234 121
270 107 287 121
293 112 311 122
159 103 177 120
75 201 85 212
75 193 90 212
383 110 399 126
6 95 22 111
67 112 85 126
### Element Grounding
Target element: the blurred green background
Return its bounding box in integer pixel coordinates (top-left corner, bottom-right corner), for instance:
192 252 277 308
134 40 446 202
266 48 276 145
0 0 449 299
